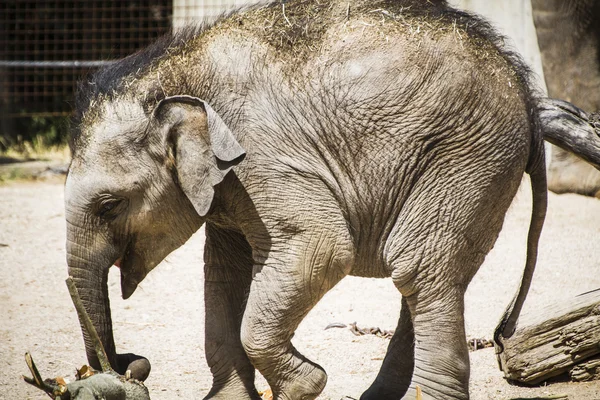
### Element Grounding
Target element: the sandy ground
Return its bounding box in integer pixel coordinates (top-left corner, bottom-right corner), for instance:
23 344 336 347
2 176 600 399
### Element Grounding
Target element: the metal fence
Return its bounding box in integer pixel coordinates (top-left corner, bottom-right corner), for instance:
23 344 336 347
0 0 175 122
0 0 263 144
0 1 260 118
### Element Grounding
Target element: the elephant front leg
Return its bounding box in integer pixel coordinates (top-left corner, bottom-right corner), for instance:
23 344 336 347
241 238 352 400
203 224 260 400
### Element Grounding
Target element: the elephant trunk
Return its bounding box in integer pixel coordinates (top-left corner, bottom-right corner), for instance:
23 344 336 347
66 229 118 373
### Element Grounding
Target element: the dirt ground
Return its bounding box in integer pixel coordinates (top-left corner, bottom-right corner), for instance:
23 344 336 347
2 175 600 400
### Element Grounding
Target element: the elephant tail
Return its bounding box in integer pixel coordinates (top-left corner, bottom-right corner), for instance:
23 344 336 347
493 99 548 353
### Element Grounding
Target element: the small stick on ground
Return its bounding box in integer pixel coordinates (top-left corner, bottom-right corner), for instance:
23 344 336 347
23 352 62 397
416 385 423 400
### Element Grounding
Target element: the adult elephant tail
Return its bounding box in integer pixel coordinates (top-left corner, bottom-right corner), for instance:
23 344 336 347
493 95 548 353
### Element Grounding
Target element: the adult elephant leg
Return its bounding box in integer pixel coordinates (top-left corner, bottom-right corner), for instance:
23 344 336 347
241 235 352 400
361 296 414 400
203 223 260 400
547 146 600 197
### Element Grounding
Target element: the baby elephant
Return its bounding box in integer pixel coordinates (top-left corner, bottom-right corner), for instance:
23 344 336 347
65 0 547 399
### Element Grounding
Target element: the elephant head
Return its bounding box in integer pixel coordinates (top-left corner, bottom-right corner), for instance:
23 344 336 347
65 94 245 378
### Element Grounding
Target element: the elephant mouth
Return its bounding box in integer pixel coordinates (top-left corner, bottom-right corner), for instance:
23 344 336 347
121 272 139 300
113 243 139 300
113 257 138 299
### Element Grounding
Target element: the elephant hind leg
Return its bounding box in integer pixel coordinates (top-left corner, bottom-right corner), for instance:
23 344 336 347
370 174 517 399
362 278 471 400
360 296 414 400
401 288 470 400
364 262 472 400
387 246 474 399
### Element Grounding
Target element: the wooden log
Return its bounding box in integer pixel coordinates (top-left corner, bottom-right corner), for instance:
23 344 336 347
496 289 600 384
570 355 600 382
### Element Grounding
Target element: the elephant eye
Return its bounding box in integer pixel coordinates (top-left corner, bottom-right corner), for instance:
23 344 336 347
95 197 127 220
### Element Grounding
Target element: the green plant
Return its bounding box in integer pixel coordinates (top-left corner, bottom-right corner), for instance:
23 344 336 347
0 115 70 157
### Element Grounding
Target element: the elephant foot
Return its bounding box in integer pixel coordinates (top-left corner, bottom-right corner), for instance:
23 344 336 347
360 379 408 400
204 390 261 400
203 364 261 400
401 385 468 400
203 383 261 400
275 361 327 400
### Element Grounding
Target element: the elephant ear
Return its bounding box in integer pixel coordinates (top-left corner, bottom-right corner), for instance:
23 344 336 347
153 95 246 216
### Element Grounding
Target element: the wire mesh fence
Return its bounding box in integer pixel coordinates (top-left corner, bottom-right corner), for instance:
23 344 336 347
0 1 173 120
0 0 259 147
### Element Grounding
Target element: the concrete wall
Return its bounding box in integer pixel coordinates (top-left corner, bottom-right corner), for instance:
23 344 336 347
173 0 260 27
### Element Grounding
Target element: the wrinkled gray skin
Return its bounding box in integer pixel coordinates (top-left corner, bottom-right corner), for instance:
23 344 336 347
65 1 547 399
532 0 600 196
540 98 600 171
